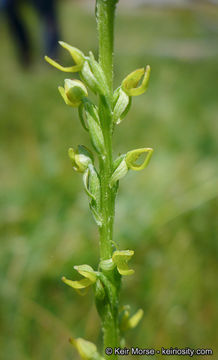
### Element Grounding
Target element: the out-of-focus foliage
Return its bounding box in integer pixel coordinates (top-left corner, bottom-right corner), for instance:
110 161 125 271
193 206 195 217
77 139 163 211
0 2 217 359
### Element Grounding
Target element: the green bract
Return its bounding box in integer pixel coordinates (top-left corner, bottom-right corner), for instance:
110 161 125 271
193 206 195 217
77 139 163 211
113 87 131 124
110 157 128 187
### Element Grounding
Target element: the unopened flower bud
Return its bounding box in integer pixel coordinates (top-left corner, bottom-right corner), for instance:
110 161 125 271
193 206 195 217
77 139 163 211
59 79 88 107
68 145 93 173
113 87 131 125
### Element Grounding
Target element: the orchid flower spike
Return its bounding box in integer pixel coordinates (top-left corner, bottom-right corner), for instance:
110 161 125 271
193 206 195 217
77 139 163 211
122 65 151 96
45 41 84 72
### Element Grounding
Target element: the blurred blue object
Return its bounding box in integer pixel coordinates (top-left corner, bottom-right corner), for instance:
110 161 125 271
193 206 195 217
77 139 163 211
0 0 7 10
3 0 60 66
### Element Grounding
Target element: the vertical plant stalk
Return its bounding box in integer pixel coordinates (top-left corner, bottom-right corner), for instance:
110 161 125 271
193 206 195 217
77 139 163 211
96 1 120 355
96 0 116 260
45 0 153 358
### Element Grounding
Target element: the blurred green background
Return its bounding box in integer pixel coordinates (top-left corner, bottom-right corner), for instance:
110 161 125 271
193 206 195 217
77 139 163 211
0 1 218 359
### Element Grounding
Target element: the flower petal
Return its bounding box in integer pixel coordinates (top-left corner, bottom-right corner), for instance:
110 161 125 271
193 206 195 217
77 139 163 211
62 276 92 289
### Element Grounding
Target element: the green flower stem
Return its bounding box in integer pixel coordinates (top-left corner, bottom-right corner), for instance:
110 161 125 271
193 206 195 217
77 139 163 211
96 0 120 357
96 0 117 96
96 0 117 261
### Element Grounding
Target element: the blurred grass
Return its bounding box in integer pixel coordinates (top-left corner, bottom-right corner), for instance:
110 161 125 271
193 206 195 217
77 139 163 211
0 2 218 359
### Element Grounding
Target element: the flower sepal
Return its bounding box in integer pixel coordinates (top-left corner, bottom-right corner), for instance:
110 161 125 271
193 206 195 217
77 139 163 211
122 65 150 96
45 41 84 73
126 147 153 171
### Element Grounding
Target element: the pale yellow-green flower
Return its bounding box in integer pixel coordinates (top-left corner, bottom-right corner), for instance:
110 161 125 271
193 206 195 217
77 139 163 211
112 250 134 276
58 79 88 107
62 264 97 294
122 65 150 96
45 41 84 72
69 337 105 360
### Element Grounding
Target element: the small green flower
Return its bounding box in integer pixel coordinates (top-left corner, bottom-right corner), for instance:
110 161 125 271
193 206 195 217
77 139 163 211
99 249 134 276
122 65 151 96
69 337 105 360
62 264 97 293
126 147 153 171
120 307 144 332
112 250 134 276
110 148 153 186
59 79 88 107
45 41 84 72
68 145 93 173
